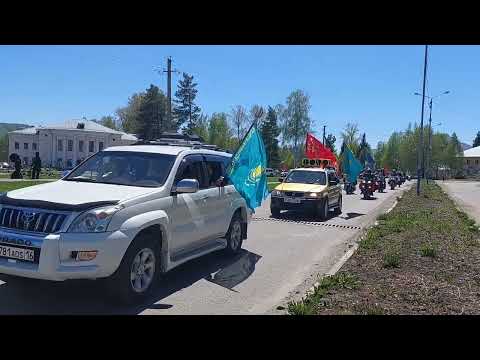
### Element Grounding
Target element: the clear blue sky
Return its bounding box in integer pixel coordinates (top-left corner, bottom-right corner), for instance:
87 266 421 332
1 45 478 147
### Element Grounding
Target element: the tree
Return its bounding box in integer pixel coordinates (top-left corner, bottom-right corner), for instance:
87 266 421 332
374 141 386 166
229 105 248 146
249 104 265 126
325 134 336 154
0 135 8 162
341 123 360 155
282 90 312 167
260 106 281 168
356 133 373 166
173 72 201 135
136 85 169 140
208 113 233 150
473 131 480 148
98 116 118 130
115 92 145 134
190 113 209 142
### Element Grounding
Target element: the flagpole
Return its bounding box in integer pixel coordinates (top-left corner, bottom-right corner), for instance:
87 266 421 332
225 119 258 175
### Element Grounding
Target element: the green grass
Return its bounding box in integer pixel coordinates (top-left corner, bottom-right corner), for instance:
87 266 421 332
382 250 400 268
288 272 358 315
420 242 437 258
0 181 51 192
268 182 280 192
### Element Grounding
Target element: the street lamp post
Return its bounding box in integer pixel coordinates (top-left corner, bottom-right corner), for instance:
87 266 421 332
414 90 450 183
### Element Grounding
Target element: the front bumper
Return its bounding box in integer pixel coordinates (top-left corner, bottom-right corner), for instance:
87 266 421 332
0 228 132 281
270 196 323 212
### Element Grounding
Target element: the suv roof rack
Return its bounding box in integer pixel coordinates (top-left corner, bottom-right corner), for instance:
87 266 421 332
132 132 231 153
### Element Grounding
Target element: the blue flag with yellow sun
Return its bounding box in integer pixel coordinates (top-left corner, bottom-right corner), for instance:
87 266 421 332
227 124 268 211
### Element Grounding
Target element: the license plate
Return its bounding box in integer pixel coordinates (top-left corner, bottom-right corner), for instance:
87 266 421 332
284 197 301 204
0 244 35 262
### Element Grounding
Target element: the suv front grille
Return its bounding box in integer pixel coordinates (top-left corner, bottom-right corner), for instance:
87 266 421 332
0 207 68 234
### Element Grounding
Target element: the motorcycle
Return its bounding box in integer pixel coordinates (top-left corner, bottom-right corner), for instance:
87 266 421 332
376 176 386 193
388 177 396 190
344 182 356 194
359 179 375 200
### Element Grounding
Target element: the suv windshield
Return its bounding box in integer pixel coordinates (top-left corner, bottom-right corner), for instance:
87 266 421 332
64 151 176 187
284 170 327 185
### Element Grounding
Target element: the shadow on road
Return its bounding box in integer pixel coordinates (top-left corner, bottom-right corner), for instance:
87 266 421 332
339 212 365 220
0 249 261 315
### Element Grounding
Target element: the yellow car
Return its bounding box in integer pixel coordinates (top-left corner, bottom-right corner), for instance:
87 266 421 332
270 167 342 220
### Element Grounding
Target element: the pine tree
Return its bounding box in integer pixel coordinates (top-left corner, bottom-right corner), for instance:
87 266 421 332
473 131 480 148
260 106 281 168
136 85 168 140
356 133 372 166
173 73 201 135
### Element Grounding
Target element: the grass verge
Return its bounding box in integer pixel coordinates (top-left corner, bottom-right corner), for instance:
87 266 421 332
288 181 480 315
0 181 52 192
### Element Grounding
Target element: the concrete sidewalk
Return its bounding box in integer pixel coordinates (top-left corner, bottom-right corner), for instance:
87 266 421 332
437 180 480 226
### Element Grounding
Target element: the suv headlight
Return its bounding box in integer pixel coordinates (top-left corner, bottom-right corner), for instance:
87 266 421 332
68 205 123 233
307 192 319 198
272 190 282 196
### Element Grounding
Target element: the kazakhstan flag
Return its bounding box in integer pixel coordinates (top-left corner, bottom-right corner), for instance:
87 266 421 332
343 147 363 183
227 125 268 211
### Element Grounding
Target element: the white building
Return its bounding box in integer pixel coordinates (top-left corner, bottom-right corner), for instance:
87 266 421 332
462 146 480 175
8 120 137 169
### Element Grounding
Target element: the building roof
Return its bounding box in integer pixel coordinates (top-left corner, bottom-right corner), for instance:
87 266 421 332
463 146 480 158
10 127 37 135
9 119 137 140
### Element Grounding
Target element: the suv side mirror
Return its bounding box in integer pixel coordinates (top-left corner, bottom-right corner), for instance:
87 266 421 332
174 179 199 194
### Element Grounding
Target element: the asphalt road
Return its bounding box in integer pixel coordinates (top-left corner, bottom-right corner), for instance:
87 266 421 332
0 182 413 315
438 180 480 226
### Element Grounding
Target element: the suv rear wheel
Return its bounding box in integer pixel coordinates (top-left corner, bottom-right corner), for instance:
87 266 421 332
333 195 342 215
106 233 160 305
224 213 244 255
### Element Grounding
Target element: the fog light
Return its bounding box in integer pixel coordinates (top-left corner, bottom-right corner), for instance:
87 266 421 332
308 192 318 197
76 251 98 261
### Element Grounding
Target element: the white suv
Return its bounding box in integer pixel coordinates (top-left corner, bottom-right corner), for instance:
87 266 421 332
0 143 250 303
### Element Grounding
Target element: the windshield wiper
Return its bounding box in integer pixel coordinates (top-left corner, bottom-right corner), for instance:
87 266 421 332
64 177 96 183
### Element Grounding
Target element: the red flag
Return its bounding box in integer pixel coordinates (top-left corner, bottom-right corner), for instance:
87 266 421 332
305 133 338 168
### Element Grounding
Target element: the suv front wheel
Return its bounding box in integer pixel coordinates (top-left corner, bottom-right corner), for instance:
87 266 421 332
106 233 160 305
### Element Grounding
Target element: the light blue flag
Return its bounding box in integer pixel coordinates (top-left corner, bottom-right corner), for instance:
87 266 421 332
343 147 363 183
227 125 268 212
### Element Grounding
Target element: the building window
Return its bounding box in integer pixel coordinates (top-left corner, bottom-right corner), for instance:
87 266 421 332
32 142 37 151
467 160 470 165
57 158 63 169
68 139 73 152
89 141 94 152
476 159 479 165
99 142 104 151
14 142 19 150
57 139 63 152
24 143 29 150
79 140 84 152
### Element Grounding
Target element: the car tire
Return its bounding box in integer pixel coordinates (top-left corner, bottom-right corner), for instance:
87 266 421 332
271 207 281 218
224 213 244 256
318 198 329 220
106 233 160 305
334 196 342 215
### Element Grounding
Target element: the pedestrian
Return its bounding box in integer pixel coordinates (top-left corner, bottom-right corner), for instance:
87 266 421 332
32 152 42 179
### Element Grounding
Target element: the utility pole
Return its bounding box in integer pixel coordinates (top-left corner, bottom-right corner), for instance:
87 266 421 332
323 125 326 145
163 57 179 132
426 99 433 184
417 45 428 196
